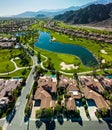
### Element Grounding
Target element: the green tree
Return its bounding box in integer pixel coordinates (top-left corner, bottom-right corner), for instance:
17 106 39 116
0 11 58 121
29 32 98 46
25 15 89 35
54 104 62 115
22 69 27 75
42 108 53 118
37 52 41 63
101 108 108 117
36 110 41 118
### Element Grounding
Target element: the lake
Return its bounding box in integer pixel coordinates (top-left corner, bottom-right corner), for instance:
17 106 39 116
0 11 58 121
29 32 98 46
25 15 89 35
34 31 98 67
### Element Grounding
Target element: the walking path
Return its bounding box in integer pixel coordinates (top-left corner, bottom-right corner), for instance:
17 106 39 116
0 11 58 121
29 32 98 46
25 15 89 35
0 58 32 76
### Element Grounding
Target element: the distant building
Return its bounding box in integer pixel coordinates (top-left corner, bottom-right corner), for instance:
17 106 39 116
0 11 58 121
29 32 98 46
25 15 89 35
0 42 14 48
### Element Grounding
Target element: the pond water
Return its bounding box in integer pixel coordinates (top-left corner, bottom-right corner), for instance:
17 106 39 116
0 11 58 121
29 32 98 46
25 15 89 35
105 75 112 79
34 31 98 67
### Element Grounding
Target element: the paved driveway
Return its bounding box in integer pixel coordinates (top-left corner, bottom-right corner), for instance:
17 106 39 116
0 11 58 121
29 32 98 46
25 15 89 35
88 106 98 121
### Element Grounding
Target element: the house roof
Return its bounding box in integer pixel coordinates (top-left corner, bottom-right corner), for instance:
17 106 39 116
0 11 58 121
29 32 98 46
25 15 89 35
0 42 13 48
66 97 76 110
38 77 57 93
67 83 81 99
0 79 23 99
83 86 109 109
34 86 52 109
100 77 112 89
80 76 104 92
59 76 72 88
0 79 5 88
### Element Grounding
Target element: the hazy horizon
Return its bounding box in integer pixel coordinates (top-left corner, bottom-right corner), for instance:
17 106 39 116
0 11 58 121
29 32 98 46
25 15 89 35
0 0 96 16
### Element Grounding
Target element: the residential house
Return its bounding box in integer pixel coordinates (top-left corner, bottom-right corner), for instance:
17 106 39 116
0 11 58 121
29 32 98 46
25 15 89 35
0 42 14 48
34 77 57 109
83 86 109 109
98 76 112 90
0 78 23 108
80 76 104 93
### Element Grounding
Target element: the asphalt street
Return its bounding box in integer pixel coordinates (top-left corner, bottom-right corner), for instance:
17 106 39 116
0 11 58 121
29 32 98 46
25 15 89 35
3 55 37 130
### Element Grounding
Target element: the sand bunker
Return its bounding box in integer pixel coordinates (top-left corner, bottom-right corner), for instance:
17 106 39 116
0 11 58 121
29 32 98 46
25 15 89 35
60 62 79 70
101 59 105 64
100 50 107 54
51 37 56 41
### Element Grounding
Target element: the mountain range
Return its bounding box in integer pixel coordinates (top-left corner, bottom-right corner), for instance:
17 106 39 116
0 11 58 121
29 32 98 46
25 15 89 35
13 0 112 18
54 3 112 24
13 6 81 18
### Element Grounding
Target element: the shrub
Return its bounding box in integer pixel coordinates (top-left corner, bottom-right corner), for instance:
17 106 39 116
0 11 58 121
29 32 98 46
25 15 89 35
95 111 101 118
82 97 86 104
57 95 63 104
101 108 108 117
54 104 62 115
84 104 88 110
75 109 80 117
36 110 41 118
41 108 54 118
26 94 30 99
24 106 30 117
85 110 90 117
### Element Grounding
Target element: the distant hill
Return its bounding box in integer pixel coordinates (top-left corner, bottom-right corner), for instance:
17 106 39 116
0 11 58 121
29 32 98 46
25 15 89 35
13 11 37 18
13 6 81 18
12 0 112 18
93 0 112 4
54 3 112 24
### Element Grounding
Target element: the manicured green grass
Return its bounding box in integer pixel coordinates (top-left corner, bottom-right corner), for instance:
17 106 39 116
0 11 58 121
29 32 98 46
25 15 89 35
50 32 112 64
34 47 92 73
0 48 33 73
0 68 31 78
0 49 16 73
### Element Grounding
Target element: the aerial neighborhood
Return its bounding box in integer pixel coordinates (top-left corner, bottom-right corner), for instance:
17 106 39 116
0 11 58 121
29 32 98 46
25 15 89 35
0 1 112 130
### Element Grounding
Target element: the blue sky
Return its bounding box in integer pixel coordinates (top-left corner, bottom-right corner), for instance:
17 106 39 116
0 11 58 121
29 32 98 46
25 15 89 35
0 0 96 16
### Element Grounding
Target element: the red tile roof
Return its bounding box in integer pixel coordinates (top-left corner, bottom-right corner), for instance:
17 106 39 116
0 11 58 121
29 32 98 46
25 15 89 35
34 86 51 109
83 86 109 109
66 98 76 110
